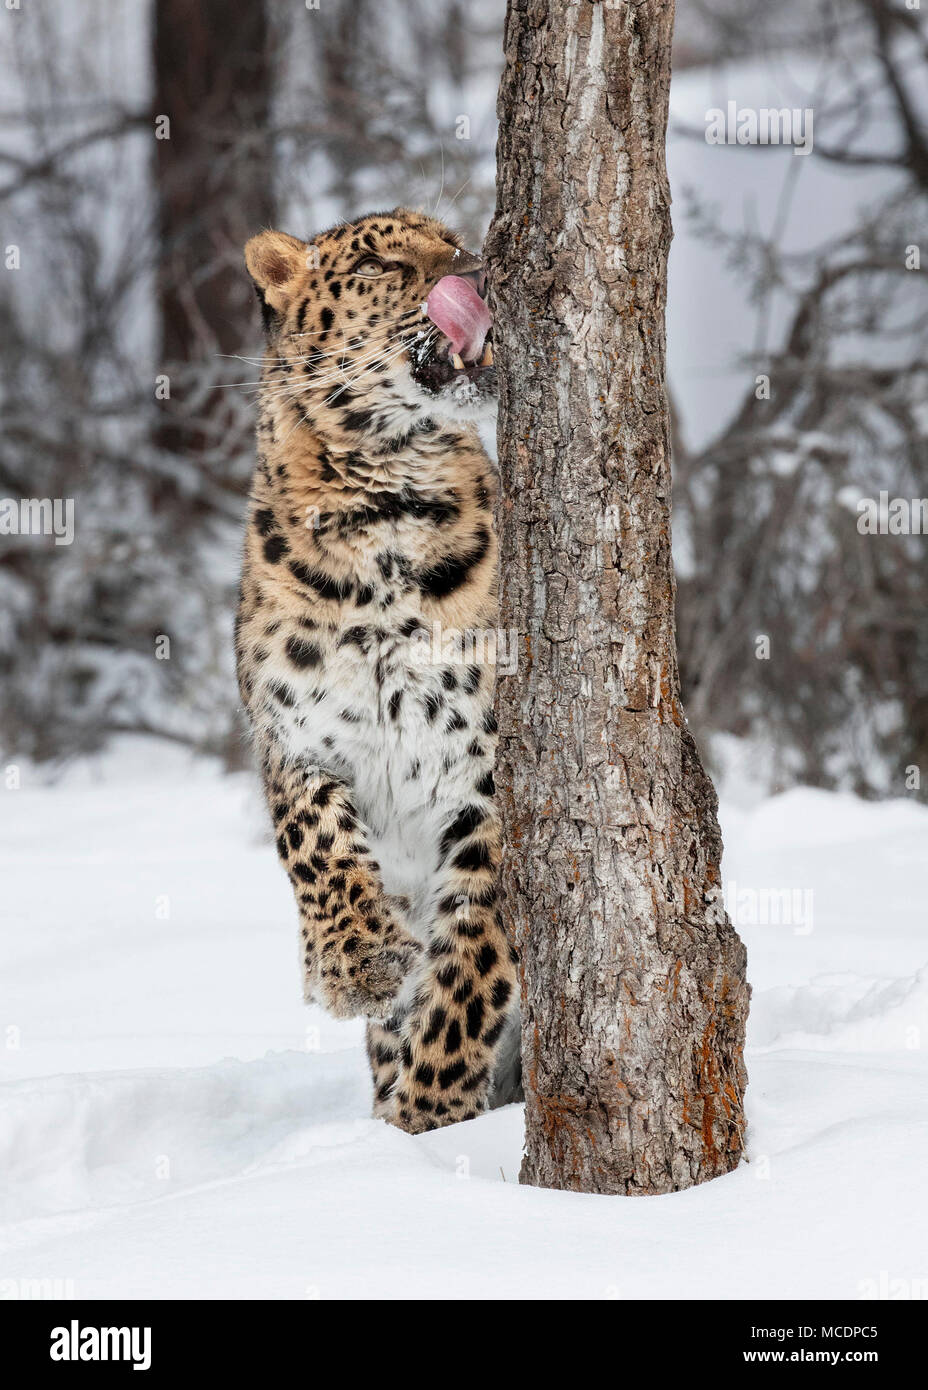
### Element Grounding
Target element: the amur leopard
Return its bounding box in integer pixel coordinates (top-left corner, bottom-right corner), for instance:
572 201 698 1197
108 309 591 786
236 208 520 1134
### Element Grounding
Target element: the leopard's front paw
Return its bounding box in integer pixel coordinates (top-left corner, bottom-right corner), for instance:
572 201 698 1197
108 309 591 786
308 918 422 1021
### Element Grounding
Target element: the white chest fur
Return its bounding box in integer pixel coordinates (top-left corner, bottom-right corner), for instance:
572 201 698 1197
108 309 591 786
260 623 489 938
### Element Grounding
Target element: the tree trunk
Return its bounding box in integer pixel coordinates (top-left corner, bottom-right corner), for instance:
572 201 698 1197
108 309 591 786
485 0 750 1194
153 0 273 470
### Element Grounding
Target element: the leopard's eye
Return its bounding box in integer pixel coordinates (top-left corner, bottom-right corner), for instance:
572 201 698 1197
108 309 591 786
353 256 384 278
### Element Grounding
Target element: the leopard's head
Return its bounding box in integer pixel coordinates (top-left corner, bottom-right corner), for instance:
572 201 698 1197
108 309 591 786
244 208 496 437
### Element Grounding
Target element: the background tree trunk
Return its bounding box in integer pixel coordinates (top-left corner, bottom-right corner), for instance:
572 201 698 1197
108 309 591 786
153 0 273 475
486 0 750 1194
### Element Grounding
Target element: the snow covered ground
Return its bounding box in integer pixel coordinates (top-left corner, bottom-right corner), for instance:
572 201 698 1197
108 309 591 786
2 737 927 1300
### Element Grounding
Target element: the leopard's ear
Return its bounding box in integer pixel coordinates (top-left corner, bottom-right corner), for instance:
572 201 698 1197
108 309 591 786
244 230 310 329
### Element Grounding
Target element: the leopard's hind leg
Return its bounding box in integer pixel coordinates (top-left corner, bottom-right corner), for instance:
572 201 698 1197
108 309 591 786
367 1015 405 1119
379 792 518 1134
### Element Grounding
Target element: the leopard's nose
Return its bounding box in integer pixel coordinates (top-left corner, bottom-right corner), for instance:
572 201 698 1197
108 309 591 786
459 267 488 300
444 247 485 291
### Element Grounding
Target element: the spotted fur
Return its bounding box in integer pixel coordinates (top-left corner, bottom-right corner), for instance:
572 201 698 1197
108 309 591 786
236 209 518 1133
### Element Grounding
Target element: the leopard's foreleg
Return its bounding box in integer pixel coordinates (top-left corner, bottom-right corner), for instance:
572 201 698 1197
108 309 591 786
263 746 421 1020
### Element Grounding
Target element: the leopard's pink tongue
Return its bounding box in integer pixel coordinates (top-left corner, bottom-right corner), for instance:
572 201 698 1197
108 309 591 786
425 275 492 363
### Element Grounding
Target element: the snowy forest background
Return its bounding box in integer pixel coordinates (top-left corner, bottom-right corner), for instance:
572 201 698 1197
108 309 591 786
1 0 926 799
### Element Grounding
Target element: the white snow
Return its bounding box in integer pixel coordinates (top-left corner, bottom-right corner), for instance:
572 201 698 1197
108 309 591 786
1 736 927 1299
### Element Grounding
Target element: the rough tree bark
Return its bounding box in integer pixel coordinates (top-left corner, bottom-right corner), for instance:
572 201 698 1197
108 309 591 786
485 0 750 1194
